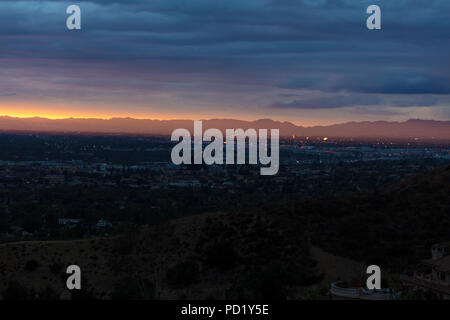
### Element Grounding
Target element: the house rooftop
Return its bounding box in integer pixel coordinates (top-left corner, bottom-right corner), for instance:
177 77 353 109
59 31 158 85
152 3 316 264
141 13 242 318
432 242 450 249
422 255 450 272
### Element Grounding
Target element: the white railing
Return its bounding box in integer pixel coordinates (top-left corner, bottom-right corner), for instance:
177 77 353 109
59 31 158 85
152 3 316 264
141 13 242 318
330 282 360 299
330 282 397 300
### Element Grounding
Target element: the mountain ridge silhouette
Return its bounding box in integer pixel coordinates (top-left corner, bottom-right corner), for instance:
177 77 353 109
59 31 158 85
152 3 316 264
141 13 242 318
0 116 449 139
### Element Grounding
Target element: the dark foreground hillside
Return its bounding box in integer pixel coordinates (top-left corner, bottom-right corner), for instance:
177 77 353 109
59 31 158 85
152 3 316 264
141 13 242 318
0 208 321 300
306 165 450 270
0 166 449 300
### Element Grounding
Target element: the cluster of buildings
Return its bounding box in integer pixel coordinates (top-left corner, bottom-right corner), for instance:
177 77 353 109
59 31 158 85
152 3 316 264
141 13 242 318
329 243 450 300
402 243 450 299
0 141 448 192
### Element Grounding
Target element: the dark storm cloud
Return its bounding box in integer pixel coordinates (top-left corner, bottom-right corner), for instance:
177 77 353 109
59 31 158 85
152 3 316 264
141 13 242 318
3 1 449 58
268 94 439 110
269 95 382 109
0 92 16 97
0 0 449 112
338 74 450 95
278 72 450 95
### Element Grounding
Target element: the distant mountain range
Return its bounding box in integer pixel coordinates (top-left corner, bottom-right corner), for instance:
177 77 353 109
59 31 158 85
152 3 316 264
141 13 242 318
0 116 449 140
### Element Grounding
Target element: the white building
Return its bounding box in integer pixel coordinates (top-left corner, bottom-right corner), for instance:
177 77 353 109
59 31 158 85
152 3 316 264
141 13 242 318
402 242 450 299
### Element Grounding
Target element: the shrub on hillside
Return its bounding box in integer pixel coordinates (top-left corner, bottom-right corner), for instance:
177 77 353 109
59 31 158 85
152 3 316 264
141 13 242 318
166 261 199 289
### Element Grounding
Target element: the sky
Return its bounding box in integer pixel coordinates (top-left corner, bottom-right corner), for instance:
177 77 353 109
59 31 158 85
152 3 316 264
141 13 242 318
0 0 449 126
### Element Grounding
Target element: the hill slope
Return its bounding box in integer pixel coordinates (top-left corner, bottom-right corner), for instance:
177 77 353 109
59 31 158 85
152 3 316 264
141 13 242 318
0 166 449 299
305 165 450 270
0 208 320 300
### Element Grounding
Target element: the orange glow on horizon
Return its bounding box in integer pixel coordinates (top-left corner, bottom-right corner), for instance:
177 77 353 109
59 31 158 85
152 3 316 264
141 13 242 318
0 103 197 121
0 102 332 127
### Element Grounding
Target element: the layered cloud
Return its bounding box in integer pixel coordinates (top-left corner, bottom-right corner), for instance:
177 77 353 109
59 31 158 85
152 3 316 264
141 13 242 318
277 73 450 95
269 94 441 109
0 0 449 122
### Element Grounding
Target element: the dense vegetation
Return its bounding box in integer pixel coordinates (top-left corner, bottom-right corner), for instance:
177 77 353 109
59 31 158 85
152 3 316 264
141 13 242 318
305 165 450 271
